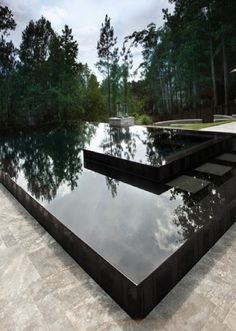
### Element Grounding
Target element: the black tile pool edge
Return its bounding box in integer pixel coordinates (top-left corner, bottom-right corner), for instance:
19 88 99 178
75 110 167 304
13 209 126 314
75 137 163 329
84 135 233 184
84 158 169 195
0 170 235 319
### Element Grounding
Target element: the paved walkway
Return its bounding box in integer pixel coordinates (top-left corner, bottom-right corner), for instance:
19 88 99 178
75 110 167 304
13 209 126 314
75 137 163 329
1 184 236 330
201 121 236 134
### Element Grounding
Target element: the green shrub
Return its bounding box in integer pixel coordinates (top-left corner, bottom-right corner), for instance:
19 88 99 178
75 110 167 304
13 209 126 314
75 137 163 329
136 114 153 125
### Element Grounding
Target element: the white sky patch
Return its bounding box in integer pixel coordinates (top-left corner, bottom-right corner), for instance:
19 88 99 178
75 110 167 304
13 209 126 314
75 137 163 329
74 25 99 54
41 6 68 27
2 0 40 23
154 193 184 252
54 181 74 200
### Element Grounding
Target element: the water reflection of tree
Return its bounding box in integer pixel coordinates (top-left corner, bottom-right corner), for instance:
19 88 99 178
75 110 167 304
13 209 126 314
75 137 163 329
105 177 119 198
139 128 181 166
101 128 183 196
0 138 21 178
0 122 97 202
100 125 138 197
170 185 224 240
100 125 137 160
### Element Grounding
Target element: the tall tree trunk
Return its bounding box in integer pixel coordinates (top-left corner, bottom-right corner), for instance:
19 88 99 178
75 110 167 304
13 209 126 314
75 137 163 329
178 72 183 110
168 67 173 113
7 78 10 128
159 75 165 112
222 31 229 115
192 64 197 112
209 36 218 112
193 79 197 110
164 82 169 113
124 77 127 105
107 59 111 117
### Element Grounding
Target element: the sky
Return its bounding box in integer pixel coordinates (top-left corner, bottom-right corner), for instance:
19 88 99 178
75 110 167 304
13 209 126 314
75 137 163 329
3 0 172 78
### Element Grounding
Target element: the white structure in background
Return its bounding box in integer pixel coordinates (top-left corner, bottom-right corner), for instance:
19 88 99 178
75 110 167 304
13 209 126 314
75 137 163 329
109 102 134 127
109 116 135 127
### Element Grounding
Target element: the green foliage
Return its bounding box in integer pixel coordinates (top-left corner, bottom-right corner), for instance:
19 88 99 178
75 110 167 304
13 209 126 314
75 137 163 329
60 25 79 75
97 15 117 64
97 15 119 116
0 5 16 34
135 114 153 125
81 72 106 121
2 2 236 129
0 36 15 75
0 6 107 128
45 26 80 120
120 40 133 107
19 17 54 69
127 0 236 117
0 5 16 125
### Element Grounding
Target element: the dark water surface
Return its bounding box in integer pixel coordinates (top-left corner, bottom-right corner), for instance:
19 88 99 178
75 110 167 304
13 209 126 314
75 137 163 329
0 122 228 284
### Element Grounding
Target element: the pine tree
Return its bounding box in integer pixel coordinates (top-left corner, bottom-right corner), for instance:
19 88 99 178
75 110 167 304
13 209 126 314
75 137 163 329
97 15 118 116
0 5 16 126
47 25 80 120
61 25 79 75
0 5 16 33
19 16 54 69
120 40 133 115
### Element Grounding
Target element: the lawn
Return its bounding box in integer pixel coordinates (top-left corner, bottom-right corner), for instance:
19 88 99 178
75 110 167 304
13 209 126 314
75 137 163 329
168 121 235 130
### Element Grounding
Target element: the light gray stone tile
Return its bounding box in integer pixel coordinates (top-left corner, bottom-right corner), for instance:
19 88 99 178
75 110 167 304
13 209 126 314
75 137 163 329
224 302 236 331
29 268 79 303
212 295 236 324
0 290 48 331
201 316 231 331
27 243 75 278
36 294 77 330
0 247 40 301
169 291 215 331
1 227 17 247
9 221 55 253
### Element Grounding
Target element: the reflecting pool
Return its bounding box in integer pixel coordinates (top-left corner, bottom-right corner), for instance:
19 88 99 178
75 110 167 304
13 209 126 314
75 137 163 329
0 122 232 284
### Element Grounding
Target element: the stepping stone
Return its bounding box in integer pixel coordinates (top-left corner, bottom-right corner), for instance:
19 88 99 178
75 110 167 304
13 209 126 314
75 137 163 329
167 175 210 194
195 162 233 177
216 153 236 164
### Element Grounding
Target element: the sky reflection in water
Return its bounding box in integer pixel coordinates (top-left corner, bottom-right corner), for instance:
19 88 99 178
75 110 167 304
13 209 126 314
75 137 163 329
0 122 226 283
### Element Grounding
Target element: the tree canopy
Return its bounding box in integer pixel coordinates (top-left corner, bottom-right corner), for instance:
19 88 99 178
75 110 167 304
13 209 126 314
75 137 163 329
1 1 236 129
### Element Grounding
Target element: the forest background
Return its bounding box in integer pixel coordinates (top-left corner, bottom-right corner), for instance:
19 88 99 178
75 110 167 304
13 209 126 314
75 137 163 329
1 0 236 128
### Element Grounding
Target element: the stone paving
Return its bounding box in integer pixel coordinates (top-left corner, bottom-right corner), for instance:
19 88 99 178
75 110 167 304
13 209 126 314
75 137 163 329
201 121 236 134
1 184 236 330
